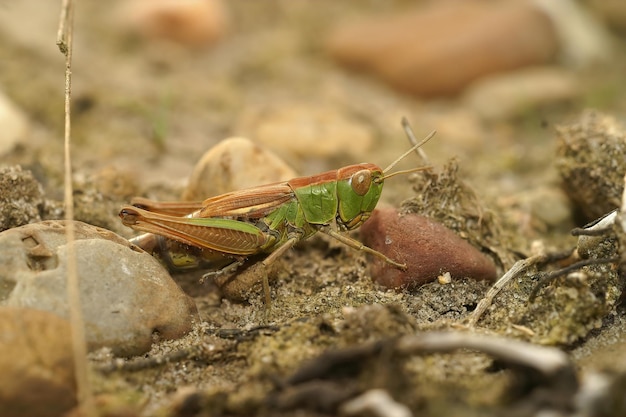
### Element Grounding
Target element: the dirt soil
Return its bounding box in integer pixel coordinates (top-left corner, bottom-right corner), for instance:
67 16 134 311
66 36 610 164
2 1 626 416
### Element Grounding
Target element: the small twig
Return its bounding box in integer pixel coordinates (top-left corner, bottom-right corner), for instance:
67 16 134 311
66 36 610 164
279 331 578 412
97 349 195 374
571 227 614 237
95 344 229 374
214 324 281 340
285 341 386 386
57 0 71 54
396 331 578 410
528 256 620 302
395 332 574 382
572 210 618 237
467 251 574 327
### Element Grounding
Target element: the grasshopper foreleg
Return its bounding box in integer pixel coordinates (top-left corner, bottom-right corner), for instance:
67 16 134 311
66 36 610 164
321 227 407 271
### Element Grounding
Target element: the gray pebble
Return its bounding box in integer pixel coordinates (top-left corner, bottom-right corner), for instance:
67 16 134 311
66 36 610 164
0 220 198 356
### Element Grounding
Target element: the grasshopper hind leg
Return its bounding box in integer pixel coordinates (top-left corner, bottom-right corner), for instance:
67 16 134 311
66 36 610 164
212 237 299 309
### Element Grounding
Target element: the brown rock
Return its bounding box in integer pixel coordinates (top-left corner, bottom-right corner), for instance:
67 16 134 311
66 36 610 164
122 0 228 47
326 1 558 97
237 105 375 162
0 307 76 417
360 207 497 289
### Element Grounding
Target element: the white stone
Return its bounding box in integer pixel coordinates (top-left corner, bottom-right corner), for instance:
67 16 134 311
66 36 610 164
463 67 579 121
183 137 298 201
0 90 28 156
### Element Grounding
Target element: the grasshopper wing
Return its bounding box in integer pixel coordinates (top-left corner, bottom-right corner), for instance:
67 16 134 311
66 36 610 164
198 183 295 219
130 197 205 216
119 206 270 255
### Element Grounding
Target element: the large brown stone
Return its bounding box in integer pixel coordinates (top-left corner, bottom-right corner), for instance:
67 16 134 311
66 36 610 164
326 1 558 97
0 307 76 417
360 207 497 289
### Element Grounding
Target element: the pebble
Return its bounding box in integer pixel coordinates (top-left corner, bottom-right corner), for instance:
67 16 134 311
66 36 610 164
0 220 198 356
183 137 297 201
0 89 28 156
0 307 76 417
237 105 374 162
121 0 229 47
359 207 498 289
92 166 141 200
326 1 558 97
0 165 45 232
535 0 612 67
555 110 626 221
463 67 579 121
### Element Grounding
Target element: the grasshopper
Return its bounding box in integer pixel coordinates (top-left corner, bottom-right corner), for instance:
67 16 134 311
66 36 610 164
119 121 434 304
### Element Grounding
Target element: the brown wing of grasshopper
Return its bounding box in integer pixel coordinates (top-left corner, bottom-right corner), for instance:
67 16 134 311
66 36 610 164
131 184 295 220
119 206 273 255
198 183 295 219
130 197 205 216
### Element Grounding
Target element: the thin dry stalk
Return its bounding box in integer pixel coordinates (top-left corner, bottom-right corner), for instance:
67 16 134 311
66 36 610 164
57 0 95 414
467 255 546 327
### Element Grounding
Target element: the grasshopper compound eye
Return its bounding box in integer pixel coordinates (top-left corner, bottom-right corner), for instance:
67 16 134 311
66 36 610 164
350 169 372 196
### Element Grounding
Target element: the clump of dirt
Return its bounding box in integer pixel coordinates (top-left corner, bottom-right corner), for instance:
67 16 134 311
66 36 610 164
556 109 626 221
402 158 521 272
0 165 44 231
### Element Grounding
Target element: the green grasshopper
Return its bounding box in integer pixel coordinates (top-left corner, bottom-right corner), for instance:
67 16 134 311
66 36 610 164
119 122 434 303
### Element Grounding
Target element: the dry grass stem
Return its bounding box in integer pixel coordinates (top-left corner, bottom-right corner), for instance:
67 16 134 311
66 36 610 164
57 0 95 414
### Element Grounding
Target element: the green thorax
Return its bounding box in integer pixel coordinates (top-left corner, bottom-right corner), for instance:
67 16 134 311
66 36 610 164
260 163 384 250
261 198 318 246
289 163 384 230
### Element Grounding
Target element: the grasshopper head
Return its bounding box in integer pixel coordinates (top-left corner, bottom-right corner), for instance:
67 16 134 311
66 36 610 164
336 163 384 230
334 124 434 231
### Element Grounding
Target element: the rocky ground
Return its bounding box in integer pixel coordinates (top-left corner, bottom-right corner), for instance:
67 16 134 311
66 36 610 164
1 1 626 416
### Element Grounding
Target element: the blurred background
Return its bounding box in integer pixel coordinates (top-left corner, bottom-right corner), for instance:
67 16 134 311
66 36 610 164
0 0 624 212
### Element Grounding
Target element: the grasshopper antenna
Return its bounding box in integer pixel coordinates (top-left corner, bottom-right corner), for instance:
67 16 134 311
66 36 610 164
381 119 436 175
